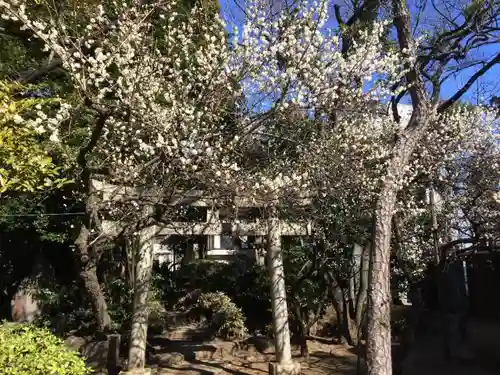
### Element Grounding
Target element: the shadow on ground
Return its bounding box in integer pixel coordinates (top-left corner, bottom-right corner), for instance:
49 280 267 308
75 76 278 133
401 318 500 375
146 334 364 375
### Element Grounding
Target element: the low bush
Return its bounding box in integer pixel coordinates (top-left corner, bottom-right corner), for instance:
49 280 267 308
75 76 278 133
35 284 94 335
147 288 168 334
153 258 272 331
0 322 90 375
196 292 248 340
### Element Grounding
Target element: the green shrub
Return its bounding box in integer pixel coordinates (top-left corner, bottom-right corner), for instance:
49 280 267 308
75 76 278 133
35 284 94 335
153 258 272 331
197 292 248 340
0 322 90 375
105 277 134 332
147 288 167 334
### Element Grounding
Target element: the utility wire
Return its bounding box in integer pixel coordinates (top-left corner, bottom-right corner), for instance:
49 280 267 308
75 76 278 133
0 212 86 218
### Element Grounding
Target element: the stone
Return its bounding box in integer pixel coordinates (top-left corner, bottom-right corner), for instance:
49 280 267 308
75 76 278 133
214 346 225 359
309 321 318 336
64 335 87 353
81 334 122 373
11 286 41 323
165 311 189 328
118 369 152 375
167 352 185 366
152 352 184 367
10 261 53 324
253 335 275 353
82 339 109 368
268 361 301 375
193 347 217 360
234 335 275 354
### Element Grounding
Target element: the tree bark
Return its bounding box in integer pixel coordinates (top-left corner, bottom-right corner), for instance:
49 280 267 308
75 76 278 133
72 108 111 333
429 184 440 265
367 186 397 375
350 244 363 315
127 209 155 370
267 217 294 365
365 0 434 370
293 303 309 358
327 242 369 347
356 243 369 332
330 284 345 344
366 109 430 375
330 278 358 346
393 215 423 348
75 224 112 332
80 263 112 332
365 0 500 371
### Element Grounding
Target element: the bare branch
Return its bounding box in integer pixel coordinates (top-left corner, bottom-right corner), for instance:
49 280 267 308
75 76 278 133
438 52 500 113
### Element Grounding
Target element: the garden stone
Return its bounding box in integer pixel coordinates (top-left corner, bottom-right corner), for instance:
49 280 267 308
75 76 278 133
64 335 87 353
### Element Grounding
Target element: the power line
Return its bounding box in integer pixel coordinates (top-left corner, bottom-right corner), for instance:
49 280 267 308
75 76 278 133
0 212 86 218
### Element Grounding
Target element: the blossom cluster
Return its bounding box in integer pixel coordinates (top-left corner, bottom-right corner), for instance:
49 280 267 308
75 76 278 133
392 105 500 274
1 0 410 195
223 0 411 200
2 1 240 185
4 0 498 271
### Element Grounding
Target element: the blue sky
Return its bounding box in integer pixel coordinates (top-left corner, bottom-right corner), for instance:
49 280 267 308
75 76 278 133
440 48 500 104
218 0 499 106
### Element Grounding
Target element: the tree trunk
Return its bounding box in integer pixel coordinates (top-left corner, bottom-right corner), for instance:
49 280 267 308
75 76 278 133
299 329 309 358
330 281 358 346
127 210 155 370
80 264 112 332
366 116 431 374
267 217 294 365
366 188 397 375
293 304 309 358
345 295 359 346
71 103 111 333
364 0 497 368
365 0 432 352
356 243 369 333
366 98 431 375
75 224 112 332
292 300 312 358
350 244 363 316
348 243 370 343
330 278 344 343
393 216 421 348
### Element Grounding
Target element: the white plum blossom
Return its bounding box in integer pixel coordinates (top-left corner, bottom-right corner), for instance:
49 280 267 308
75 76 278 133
2 0 497 265
392 105 500 278
0 0 410 202
13 114 23 124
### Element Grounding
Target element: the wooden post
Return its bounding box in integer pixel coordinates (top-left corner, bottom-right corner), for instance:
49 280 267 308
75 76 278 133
267 217 300 375
122 207 155 375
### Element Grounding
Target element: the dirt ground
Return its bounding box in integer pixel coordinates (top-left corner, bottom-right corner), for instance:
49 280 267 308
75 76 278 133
146 328 362 375
143 316 500 375
150 341 360 375
79 312 498 375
